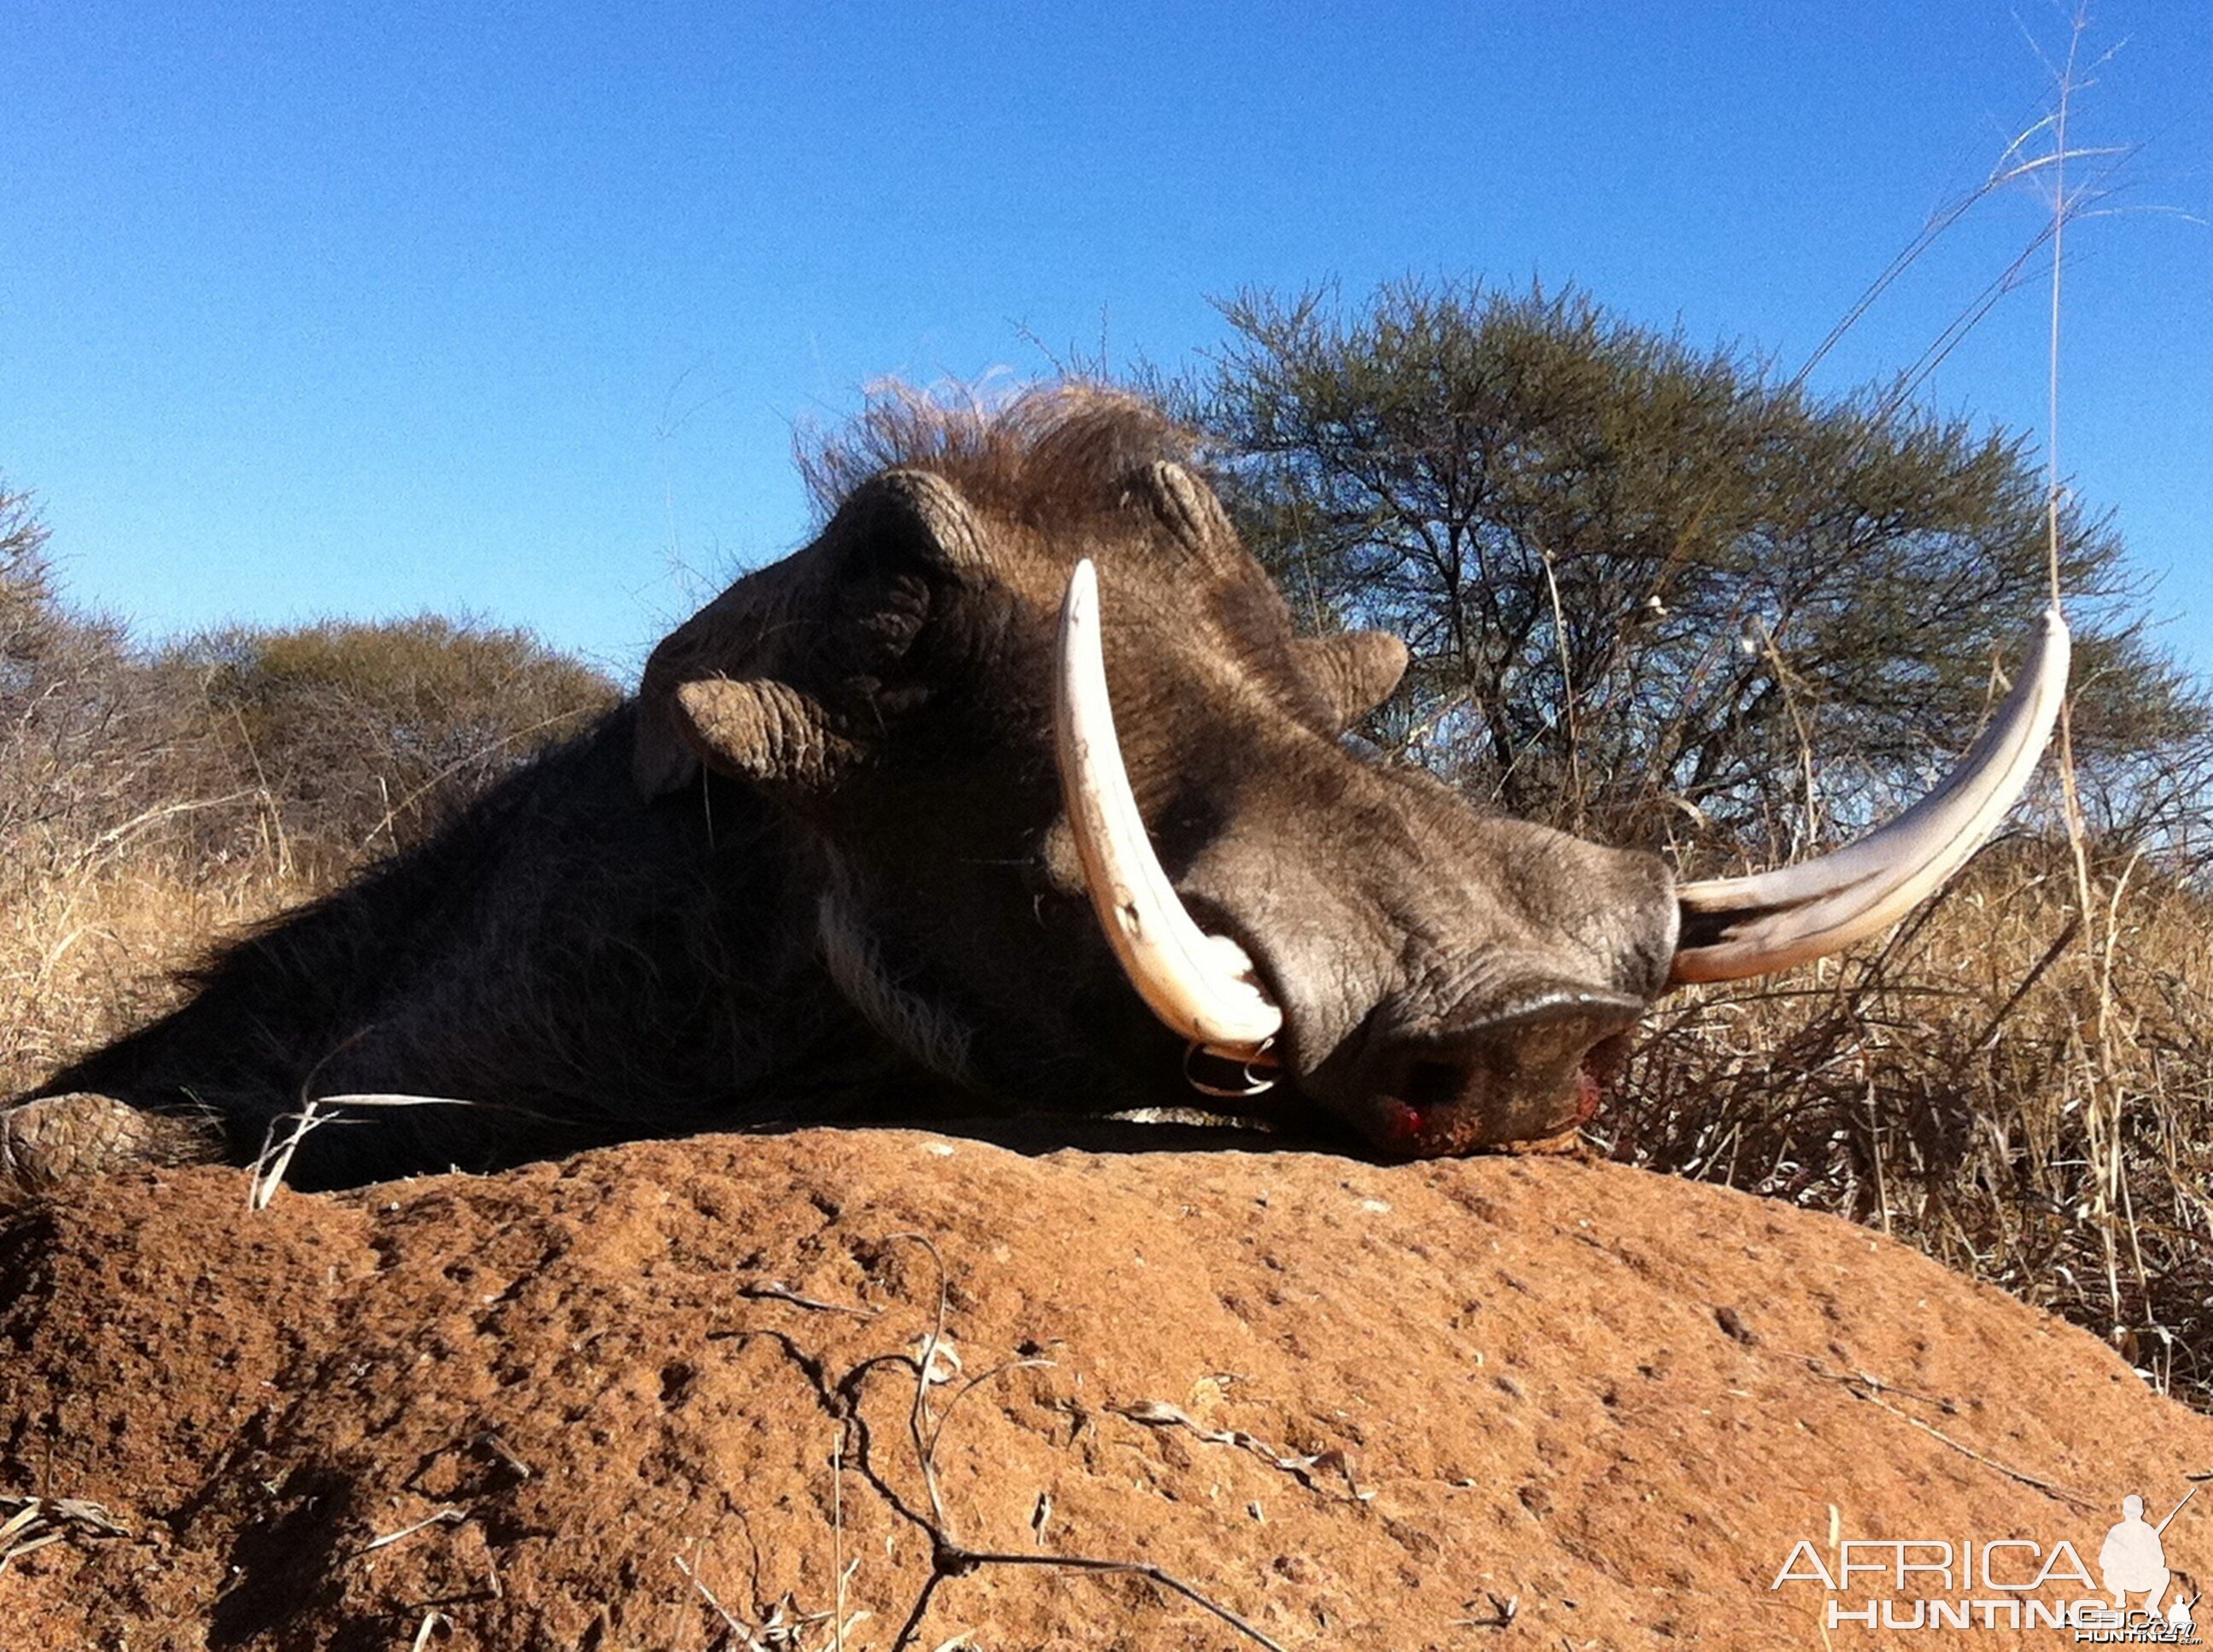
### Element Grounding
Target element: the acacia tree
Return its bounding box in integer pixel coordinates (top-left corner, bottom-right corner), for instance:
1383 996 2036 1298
1175 281 2209 862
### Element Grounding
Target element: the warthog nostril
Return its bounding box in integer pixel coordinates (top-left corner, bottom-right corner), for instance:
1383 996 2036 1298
1400 1059 1467 1117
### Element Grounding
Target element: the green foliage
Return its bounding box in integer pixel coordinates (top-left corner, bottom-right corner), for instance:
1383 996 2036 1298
1177 280 2211 861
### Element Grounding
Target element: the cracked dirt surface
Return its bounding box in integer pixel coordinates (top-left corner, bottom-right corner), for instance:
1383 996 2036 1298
2 1127 2208 1649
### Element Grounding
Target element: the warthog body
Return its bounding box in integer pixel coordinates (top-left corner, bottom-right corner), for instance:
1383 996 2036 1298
3 388 2065 1190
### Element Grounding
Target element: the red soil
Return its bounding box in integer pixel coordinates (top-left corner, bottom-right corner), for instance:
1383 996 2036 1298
2 1127 2205 1649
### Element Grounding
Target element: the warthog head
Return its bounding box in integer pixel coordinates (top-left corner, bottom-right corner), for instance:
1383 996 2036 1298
633 389 2066 1158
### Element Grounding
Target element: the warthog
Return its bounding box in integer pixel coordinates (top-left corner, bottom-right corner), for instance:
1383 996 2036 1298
2 388 2067 1191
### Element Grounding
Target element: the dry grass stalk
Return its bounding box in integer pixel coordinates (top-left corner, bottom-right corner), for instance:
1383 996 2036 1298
0 1494 129 1578
1597 841 2213 1404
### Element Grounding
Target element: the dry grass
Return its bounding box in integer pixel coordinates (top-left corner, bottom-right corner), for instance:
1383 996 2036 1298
0 849 313 1101
0 527 616 1102
1598 840 2213 1408
1579 9 2213 1411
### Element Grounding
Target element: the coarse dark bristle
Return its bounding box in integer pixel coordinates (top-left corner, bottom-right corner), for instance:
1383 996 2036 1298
797 382 1200 530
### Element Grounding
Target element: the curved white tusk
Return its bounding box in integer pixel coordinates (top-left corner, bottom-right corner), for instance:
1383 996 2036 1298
1672 605 2071 983
1053 559 1285 1057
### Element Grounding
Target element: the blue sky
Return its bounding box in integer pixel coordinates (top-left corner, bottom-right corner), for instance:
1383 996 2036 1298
3 1 2206 683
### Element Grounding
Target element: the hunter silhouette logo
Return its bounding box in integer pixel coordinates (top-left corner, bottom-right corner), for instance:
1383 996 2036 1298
2101 1489 2196 1628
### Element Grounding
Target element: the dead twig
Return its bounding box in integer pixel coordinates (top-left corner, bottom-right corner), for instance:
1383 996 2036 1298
835 1235 1301 1652
737 1280 881 1320
675 1551 860 1651
247 1100 333 1210
471 1429 533 1481
245 1093 475 1210
1111 1398 1371 1503
0 1495 130 1576
1803 1358 2093 1509
911 1547 1293 1650
1967 915 2081 1053
356 1507 467 1556
1455 1591 1520 1629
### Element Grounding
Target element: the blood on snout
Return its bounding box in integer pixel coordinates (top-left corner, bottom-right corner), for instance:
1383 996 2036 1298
1574 1031 1634 1126
1376 1095 1431 1147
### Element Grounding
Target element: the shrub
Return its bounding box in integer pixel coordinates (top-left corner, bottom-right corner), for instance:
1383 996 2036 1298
166 616 619 866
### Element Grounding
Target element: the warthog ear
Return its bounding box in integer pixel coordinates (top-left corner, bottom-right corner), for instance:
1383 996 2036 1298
670 679 857 790
634 469 992 799
1294 631 1410 732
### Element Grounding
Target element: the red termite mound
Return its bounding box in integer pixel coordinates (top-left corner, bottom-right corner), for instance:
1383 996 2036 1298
1 1127 2204 1649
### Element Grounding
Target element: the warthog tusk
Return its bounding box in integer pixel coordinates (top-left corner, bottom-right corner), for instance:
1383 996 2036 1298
1672 605 2071 983
1053 559 1285 1059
